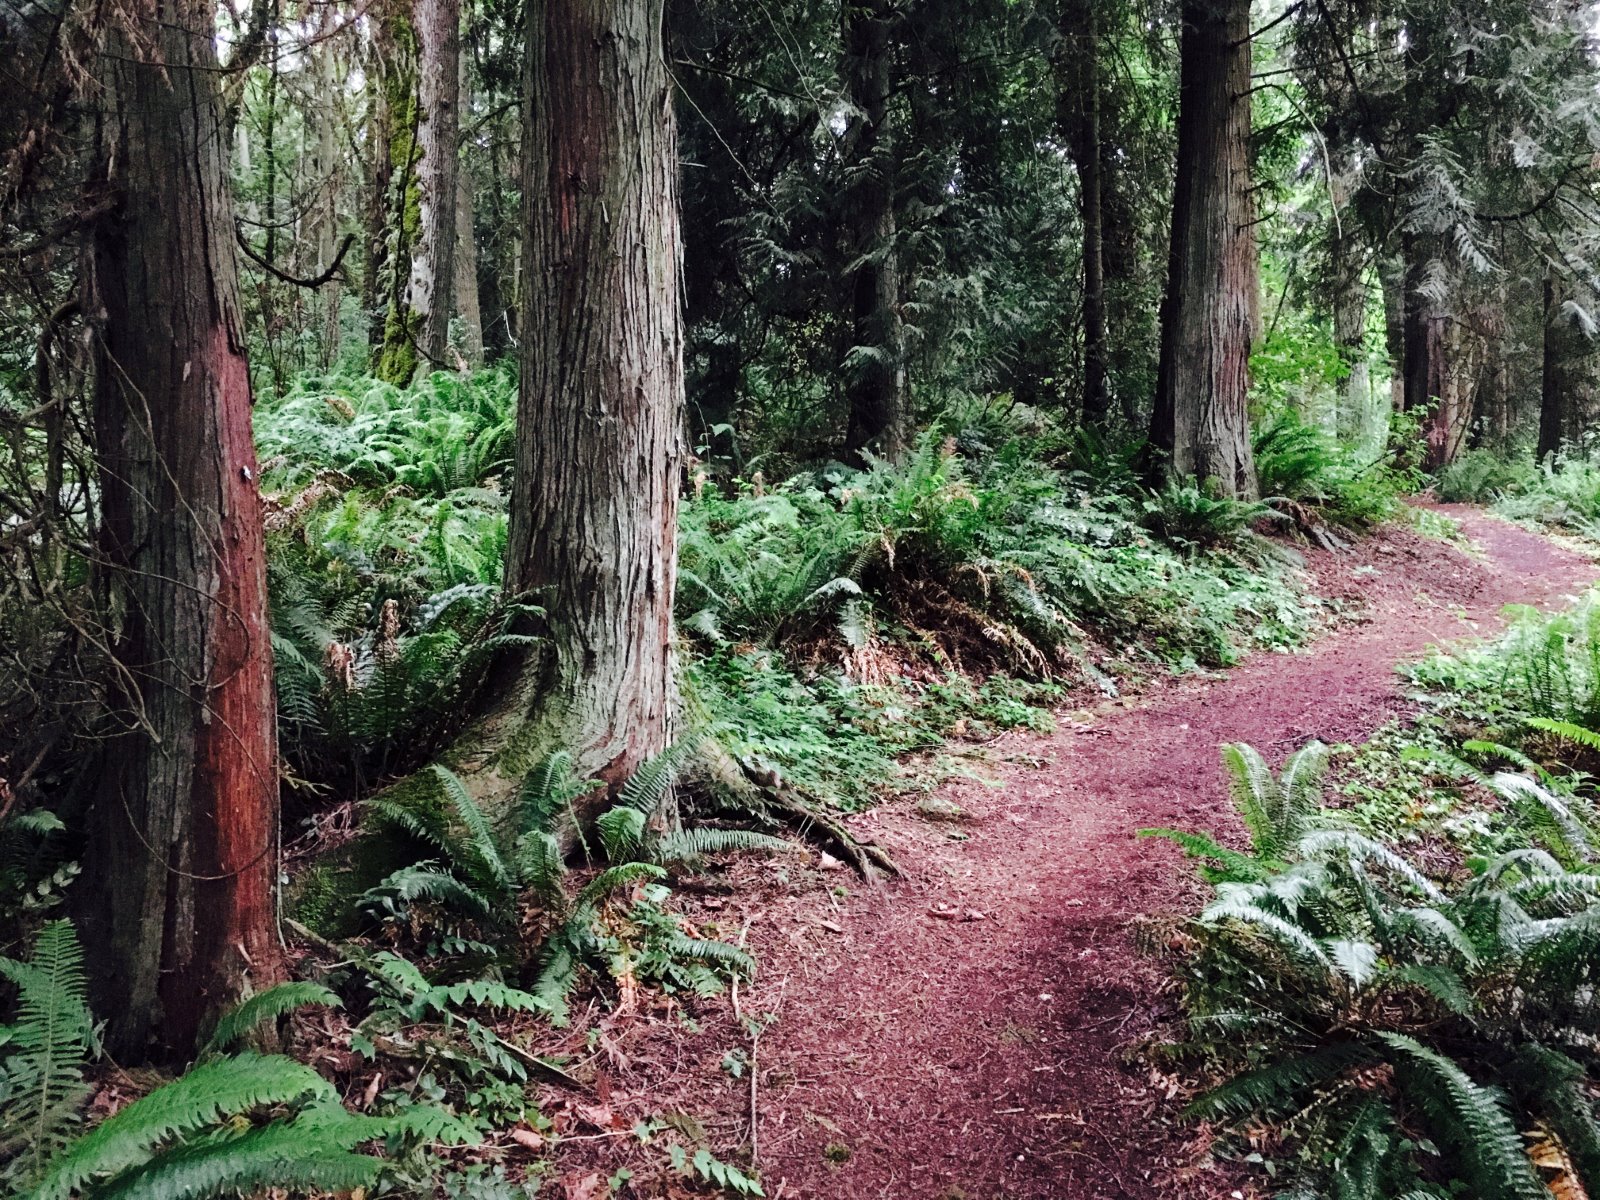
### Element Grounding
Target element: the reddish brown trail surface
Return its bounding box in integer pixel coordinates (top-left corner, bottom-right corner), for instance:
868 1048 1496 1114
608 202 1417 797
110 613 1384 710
557 510 1597 1200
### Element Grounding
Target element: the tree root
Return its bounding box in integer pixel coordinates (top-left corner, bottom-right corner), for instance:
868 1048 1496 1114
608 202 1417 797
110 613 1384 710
695 742 899 879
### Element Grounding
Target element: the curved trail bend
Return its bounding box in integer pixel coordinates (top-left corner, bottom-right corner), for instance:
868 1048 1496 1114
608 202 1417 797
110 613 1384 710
734 510 1597 1200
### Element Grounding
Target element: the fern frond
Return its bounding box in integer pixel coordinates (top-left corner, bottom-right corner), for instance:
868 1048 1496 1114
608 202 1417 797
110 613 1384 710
88 1115 383 1200
202 984 341 1056
30 1054 338 1200
652 828 794 864
661 935 755 980
1220 742 1280 857
1189 1042 1372 1120
1379 1033 1548 1200
577 863 667 909
428 764 512 894
615 738 701 818
597 807 647 862
0 919 94 1176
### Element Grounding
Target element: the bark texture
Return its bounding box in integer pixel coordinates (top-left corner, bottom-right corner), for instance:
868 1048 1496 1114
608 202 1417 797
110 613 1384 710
407 0 461 372
1540 271 1569 461
1401 237 1452 470
507 0 682 794
1149 0 1258 498
82 0 282 1060
840 0 907 461
1061 0 1109 429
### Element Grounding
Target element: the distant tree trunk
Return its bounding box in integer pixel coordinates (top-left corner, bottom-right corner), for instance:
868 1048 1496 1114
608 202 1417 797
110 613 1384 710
1062 0 1109 430
406 0 461 374
1149 0 1258 498
505 0 681 796
1401 235 1451 471
840 0 907 461
452 48 484 368
361 57 395 355
82 0 282 1061
1379 258 1406 413
1540 271 1567 461
453 172 484 367
315 34 344 368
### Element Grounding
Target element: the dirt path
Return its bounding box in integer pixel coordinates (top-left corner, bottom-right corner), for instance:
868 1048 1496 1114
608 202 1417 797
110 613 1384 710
690 509 1596 1200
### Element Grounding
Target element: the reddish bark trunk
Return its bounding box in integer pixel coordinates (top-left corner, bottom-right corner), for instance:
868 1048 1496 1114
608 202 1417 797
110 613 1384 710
82 0 282 1060
1149 0 1258 498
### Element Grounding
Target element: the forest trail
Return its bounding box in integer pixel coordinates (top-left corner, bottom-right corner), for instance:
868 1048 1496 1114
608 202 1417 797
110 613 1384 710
675 510 1599 1200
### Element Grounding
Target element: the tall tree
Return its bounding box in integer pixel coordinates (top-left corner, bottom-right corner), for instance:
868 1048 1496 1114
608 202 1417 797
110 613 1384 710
1058 0 1109 429
407 0 462 373
81 0 282 1059
1149 0 1259 497
840 0 907 461
507 0 682 793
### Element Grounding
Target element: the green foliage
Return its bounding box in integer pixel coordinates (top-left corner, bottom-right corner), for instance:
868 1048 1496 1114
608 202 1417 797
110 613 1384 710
1437 449 1536 504
0 923 463 1200
200 983 341 1057
1409 591 1600 731
1163 742 1600 1198
361 748 780 1024
256 372 528 794
0 921 94 1180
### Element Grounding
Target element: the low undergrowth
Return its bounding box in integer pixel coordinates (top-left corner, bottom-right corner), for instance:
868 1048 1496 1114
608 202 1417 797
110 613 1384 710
1158 592 1600 1198
254 372 1406 819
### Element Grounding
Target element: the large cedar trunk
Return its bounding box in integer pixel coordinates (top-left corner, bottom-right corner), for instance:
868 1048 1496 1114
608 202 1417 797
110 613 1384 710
1149 0 1258 498
407 0 462 372
840 0 908 461
82 0 282 1060
506 0 682 795
1062 0 1109 429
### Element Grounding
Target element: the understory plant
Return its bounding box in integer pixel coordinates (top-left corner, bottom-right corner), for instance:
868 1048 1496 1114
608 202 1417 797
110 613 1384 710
358 744 779 1022
1151 743 1600 1199
0 922 469 1200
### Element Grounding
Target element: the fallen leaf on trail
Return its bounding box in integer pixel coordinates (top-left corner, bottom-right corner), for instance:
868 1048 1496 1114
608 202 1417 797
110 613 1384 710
929 903 986 922
817 918 844 933
818 852 844 870
509 1126 545 1151
574 1102 617 1130
561 1172 606 1200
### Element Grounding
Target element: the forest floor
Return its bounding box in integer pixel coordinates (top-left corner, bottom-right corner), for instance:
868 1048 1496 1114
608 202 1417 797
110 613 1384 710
547 508 1599 1200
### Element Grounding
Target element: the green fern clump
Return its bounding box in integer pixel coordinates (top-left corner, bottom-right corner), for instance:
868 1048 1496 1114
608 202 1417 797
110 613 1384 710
359 745 788 1022
1159 742 1600 1199
0 924 458 1200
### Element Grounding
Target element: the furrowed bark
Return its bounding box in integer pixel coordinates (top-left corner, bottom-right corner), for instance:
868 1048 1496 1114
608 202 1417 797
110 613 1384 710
501 0 682 802
1149 0 1258 498
82 0 282 1060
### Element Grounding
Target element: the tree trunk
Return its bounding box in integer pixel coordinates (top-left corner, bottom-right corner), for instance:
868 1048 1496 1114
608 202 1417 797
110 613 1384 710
452 48 484 369
315 33 344 368
1401 235 1451 471
1540 270 1567 462
840 0 907 461
406 0 461 374
1149 0 1258 498
1062 0 1109 430
505 0 682 797
82 0 282 1061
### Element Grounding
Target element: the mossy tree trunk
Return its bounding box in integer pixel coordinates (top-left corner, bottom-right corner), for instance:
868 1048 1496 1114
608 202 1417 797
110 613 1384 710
502 0 682 800
81 0 283 1061
1148 0 1259 498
